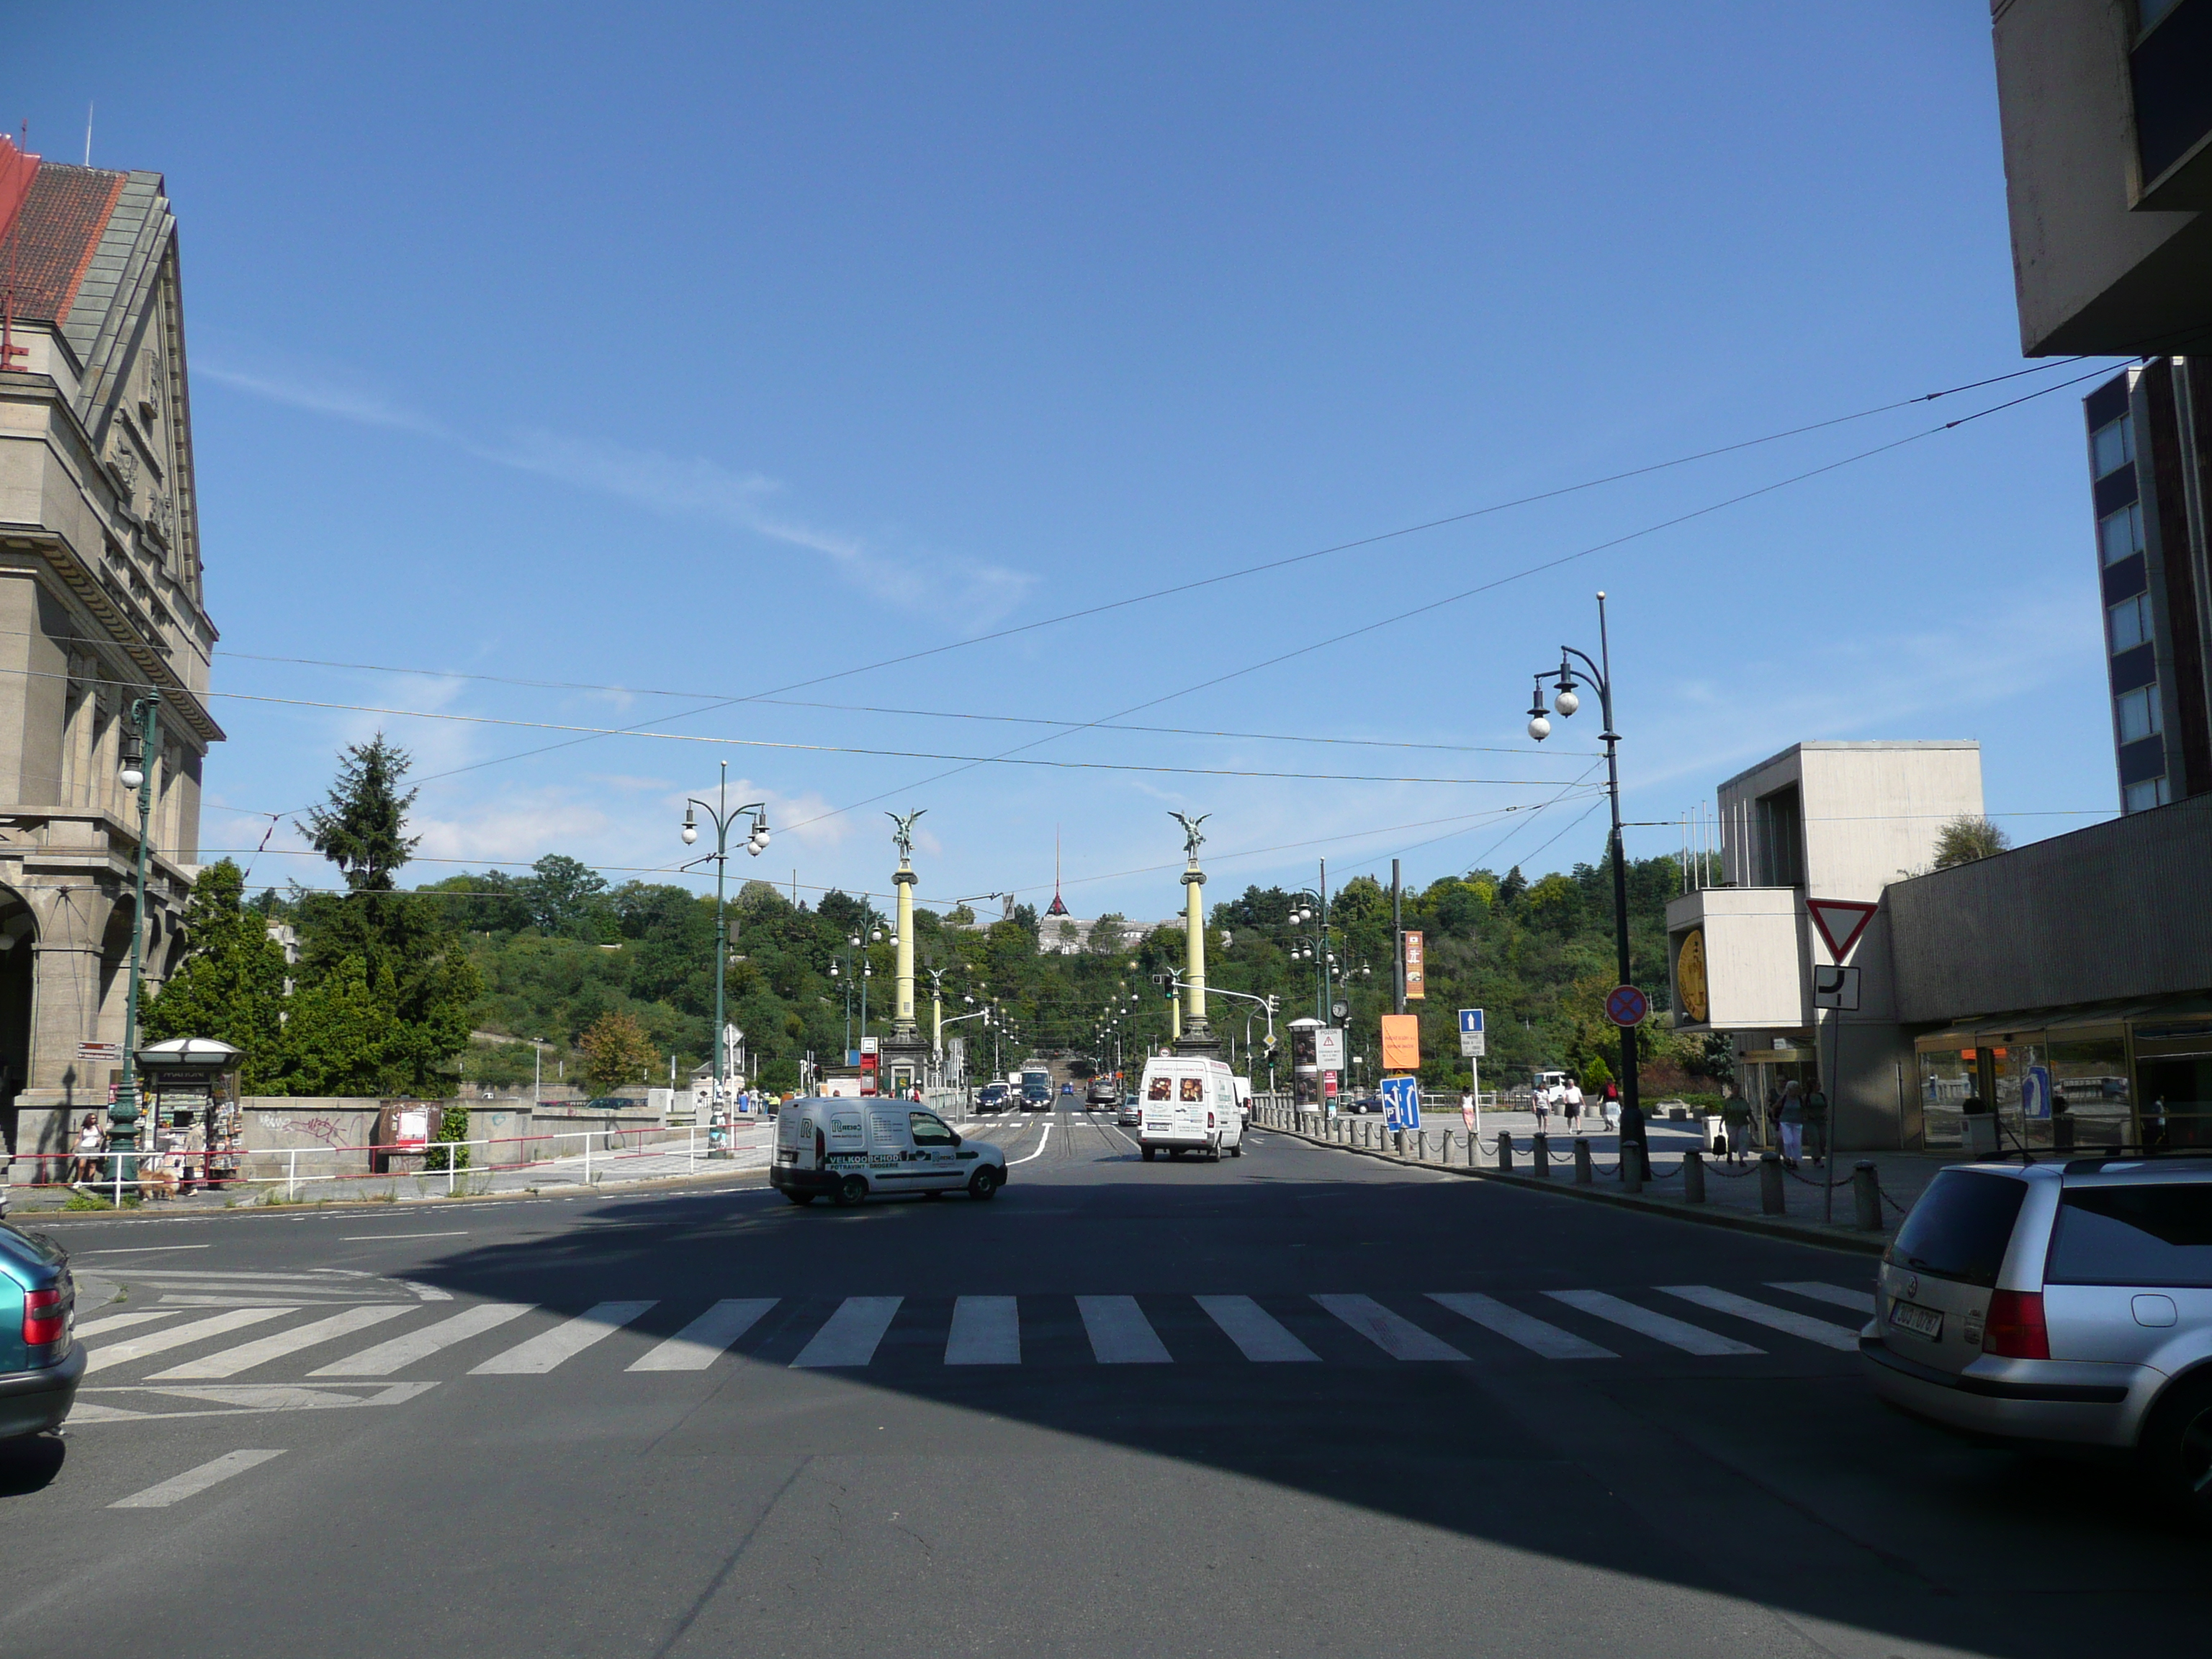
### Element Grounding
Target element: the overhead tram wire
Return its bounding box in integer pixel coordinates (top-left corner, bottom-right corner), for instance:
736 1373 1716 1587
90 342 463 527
764 358 2127 850
231 352 2114 807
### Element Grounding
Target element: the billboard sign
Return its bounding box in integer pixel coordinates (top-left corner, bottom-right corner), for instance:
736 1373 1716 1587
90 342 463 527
1403 931 1426 999
1380 1013 1420 1073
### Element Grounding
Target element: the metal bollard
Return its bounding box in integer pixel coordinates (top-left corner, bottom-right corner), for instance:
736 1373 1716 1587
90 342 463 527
1572 1137 1593 1184
1760 1152 1785 1215
1496 1130 1514 1172
1415 1130 1426 1163
1622 1143 1642 1194
1532 1132 1550 1179
1393 1128 1406 1157
1683 1147 1705 1204
1853 1161 1882 1231
1465 1130 1478 1169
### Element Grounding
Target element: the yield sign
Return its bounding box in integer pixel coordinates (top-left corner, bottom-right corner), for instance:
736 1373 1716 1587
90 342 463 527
1805 898 1877 963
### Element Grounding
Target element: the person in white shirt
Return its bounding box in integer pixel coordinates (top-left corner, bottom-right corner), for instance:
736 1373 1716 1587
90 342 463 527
1564 1079 1585 1133
1532 1083 1552 1134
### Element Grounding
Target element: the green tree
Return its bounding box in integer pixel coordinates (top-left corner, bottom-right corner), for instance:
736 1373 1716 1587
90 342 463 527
516 855 613 938
303 734 418 891
141 860 291 1091
1933 815 2011 868
579 1010 657 1095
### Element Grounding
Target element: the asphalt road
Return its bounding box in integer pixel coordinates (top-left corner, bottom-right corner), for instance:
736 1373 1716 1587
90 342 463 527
3 1104 2201 1659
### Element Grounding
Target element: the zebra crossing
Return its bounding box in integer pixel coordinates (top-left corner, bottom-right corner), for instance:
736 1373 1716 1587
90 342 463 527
78 1279 1872 1388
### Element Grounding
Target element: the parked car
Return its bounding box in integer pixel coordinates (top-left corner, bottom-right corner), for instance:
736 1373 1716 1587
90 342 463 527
0 1220 81 1443
1859 1155 2212 1519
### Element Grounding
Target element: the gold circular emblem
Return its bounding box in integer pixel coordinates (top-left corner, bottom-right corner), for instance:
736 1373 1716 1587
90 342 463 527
1676 927 1709 1025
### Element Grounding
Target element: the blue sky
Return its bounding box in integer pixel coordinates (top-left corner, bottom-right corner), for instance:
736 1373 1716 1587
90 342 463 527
12 4 2125 921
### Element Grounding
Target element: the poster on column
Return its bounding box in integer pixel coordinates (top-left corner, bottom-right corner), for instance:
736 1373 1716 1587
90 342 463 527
1403 932 1426 999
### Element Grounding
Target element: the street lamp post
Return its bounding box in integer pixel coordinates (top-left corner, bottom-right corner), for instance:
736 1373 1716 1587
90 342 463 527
1524 590 1645 1167
680 761 769 1155
110 693 162 1184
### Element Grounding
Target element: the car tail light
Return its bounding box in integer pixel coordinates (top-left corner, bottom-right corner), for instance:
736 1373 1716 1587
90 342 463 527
23 1287 64 1347
1208 1112 1215 1129
814 1128 827 1169
1982 1290 2049 1359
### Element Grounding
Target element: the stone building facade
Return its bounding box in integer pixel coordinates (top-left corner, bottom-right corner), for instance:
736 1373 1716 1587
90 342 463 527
0 138 220 1159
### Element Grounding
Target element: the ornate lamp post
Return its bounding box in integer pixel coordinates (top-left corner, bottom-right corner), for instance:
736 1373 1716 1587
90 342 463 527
110 692 161 1183
1523 590 1645 1168
680 761 768 1154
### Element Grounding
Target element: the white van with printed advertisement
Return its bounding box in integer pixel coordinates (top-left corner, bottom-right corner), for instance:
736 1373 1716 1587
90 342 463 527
1136 1056 1243 1161
771 1097 1007 1208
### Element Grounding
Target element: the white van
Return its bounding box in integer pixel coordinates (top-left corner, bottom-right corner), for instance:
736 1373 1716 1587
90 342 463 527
771 1097 1008 1207
1136 1056 1244 1161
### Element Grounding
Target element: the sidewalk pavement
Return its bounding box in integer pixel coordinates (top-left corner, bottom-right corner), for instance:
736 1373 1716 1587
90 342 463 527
1276 1106 1964 1254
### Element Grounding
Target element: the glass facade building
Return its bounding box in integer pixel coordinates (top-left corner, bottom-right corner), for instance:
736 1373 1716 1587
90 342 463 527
2082 364 2212 814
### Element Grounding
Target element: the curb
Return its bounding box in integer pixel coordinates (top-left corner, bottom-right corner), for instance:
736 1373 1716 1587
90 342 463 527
1262 1121 1889 1257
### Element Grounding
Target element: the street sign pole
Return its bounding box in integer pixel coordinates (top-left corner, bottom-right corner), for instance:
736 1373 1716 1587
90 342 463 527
1805 899 1876 1225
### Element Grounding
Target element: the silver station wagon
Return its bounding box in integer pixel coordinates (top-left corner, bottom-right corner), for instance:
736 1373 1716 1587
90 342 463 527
1860 1157 2212 1518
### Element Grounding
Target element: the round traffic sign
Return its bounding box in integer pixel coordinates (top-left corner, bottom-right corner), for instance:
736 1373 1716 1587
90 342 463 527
1604 984 1649 1028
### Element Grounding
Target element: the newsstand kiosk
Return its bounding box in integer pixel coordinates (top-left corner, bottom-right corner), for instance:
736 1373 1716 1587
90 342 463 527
135 1037 245 1192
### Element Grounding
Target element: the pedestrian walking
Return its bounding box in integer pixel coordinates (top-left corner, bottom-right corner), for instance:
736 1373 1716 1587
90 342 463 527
1563 1078 1584 1134
1601 1081 1621 1133
1720 1085 1752 1165
1777 1079 1805 1169
1532 1083 1551 1135
1803 1085 1830 1166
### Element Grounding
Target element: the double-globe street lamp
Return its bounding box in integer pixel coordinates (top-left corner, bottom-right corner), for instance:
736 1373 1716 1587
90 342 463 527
110 691 162 1182
681 761 768 1150
1523 590 1646 1167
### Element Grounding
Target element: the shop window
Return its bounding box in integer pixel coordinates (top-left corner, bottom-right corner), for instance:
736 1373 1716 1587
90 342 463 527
1917 1048 1972 1148
2047 1035 2131 1150
2091 414 2136 478
2108 592 2154 653
2124 775 2172 813
2099 502 2145 566
2117 683 2163 744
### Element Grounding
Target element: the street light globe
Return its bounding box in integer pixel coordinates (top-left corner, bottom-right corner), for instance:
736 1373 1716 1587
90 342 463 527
1527 712 1552 742
120 765 144 790
1553 685 1580 717
680 823 698 845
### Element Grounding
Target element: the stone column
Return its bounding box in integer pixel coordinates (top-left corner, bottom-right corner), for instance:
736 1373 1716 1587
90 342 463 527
893 858 917 1037
1174 855 1221 1058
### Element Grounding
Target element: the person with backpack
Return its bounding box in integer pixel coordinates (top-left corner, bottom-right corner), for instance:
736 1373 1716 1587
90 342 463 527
1802 1084 1830 1167
1720 1086 1753 1166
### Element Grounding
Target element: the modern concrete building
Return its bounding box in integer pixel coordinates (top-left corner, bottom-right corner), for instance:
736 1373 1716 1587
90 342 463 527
1990 0 2212 357
1668 740 2212 1156
1664 742 1985 1151
0 136 220 1159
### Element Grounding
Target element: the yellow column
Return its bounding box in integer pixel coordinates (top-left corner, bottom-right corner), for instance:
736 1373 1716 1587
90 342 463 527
1182 862 1210 1038
894 860 917 1034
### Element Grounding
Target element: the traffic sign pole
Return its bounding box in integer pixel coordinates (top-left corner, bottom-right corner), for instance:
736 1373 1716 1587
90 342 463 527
1804 898 1876 1224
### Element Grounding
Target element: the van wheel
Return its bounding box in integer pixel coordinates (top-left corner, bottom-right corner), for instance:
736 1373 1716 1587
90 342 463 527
783 1191 817 1206
968 1166 1002 1202
2142 1371 2212 1521
1141 1147 1156 1162
1231 1142 1243 1158
835 1174 869 1208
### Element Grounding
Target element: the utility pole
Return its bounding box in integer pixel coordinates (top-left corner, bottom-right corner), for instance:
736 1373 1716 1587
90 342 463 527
111 693 161 1184
1392 858 1405 1017
680 762 770 1156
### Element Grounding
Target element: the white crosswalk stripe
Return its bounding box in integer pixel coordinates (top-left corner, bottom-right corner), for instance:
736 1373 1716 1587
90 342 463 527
150 1305 414 1380
1768 1281 1877 1316
791 1298 903 1367
110 1449 285 1510
310 1303 532 1377
472 1301 658 1375
86 1307 299 1374
1658 1286 1861 1352
1313 1294 1469 1361
1197 1295 1318 1362
628 1299 779 1372
1544 1290 1763 1356
1427 1292 1616 1359
73 1282 1871 1385
945 1296 1021 1365
1078 1295 1172 1364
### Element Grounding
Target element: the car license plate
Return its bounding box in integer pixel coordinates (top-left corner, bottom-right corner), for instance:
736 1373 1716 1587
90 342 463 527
1888 1298 1943 1341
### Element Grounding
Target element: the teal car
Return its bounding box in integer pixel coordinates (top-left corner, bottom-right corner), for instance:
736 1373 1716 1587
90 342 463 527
0 1221 81 1441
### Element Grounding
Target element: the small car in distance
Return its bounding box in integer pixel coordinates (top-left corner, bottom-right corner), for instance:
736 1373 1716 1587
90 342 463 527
1117 1093 1143 1129
1087 1077 1120 1109
0 1219 81 1443
1858 1155 2212 1519
975 1082 1012 1115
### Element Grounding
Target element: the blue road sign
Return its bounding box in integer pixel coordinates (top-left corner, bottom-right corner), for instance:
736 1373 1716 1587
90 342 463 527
1459 1009 1484 1035
1380 1075 1421 1132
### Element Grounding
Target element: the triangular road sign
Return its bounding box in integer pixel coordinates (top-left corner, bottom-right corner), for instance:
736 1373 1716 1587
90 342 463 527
1805 897 1878 963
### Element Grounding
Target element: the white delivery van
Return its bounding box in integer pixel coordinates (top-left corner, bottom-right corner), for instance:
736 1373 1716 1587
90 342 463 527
1136 1056 1243 1161
771 1097 1007 1207
1232 1076 1253 1123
